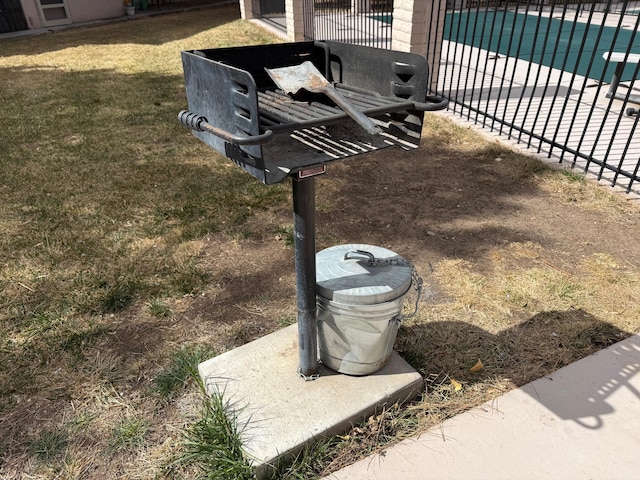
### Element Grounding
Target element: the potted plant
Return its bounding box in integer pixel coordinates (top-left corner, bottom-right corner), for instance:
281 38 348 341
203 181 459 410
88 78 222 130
124 0 135 16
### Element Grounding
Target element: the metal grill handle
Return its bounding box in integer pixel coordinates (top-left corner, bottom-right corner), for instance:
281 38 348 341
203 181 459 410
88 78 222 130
177 110 273 146
414 95 449 112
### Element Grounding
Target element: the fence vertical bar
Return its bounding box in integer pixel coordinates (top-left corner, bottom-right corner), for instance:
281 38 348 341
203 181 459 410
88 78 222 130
461 1 483 120
513 6 547 142
563 0 618 167
490 1 520 131
482 1 509 129
469 2 493 124
540 0 580 156
627 156 640 193
525 1 564 150
442 2 462 114
303 0 315 40
498 0 533 137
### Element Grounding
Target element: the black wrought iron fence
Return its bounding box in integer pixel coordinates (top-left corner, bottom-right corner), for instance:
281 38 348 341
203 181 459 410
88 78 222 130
315 0 350 9
259 0 285 15
370 0 393 11
0 0 27 34
429 0 640 194
304 0 393 49
314 0 392 11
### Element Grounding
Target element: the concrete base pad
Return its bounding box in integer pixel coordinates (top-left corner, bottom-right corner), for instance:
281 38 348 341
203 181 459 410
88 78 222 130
198 323 423 479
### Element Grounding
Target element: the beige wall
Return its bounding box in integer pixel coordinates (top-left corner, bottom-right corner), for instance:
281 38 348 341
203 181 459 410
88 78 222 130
20 0 43 29
67 0 123 24
21 0 124 30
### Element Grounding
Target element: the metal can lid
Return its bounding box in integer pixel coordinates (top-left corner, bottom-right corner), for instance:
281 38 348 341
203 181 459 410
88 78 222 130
316 244 412 305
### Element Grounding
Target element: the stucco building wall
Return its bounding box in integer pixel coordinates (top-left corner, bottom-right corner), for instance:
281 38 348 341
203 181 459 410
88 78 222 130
20 0 124 30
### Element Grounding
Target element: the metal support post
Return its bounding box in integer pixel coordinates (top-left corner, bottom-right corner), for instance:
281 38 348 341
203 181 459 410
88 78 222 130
292 176 320 379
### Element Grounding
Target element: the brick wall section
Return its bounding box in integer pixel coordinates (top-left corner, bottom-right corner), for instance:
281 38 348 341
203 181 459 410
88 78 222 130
392 0 446 91
391 0 429 54
285 0 305 41
238 0 253 20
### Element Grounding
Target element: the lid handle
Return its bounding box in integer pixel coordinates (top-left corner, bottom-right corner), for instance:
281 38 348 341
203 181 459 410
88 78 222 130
343 249 378 266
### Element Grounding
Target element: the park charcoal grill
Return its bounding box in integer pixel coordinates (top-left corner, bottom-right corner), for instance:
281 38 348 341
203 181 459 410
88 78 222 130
178 41 446 184
178 40 446 378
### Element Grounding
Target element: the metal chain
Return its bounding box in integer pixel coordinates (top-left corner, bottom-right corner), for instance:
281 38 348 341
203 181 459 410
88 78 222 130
397 263 423 324
344 249 424 325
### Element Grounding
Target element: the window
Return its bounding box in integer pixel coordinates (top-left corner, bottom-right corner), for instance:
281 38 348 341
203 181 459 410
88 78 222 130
37 0 71 27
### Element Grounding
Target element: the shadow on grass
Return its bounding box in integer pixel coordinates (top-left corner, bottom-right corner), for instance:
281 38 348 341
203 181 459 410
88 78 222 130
0 60 289 422
398 309 638 429
315 140 551 264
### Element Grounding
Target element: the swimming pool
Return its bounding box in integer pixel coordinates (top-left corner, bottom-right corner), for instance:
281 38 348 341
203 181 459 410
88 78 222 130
444 11 640 81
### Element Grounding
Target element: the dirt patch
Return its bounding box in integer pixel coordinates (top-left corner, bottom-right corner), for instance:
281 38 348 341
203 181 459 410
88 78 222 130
163 114 640 373
313 122 640 273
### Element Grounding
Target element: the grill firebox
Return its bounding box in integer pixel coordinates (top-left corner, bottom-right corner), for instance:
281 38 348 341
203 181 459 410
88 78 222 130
179 41 446 184
179 41 446 379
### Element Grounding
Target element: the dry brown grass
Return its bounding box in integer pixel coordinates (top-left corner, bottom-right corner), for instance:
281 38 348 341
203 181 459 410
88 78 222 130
1 5 640 479
306 115 640 476
0 5 286 478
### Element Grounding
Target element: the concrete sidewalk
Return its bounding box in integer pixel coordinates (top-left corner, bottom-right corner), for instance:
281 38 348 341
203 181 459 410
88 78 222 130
323 333 640 480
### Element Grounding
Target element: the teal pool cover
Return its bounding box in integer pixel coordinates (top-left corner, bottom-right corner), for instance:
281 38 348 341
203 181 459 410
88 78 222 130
444 11 640 82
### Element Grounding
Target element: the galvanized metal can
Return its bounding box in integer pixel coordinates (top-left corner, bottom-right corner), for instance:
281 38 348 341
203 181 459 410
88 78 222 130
316 244 416 376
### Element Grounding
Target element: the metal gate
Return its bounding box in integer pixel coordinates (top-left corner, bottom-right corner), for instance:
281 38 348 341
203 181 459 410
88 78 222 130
256 0 284 16
428 0 640 195
0 0 27 33
304 0 394 49
253 0 285 30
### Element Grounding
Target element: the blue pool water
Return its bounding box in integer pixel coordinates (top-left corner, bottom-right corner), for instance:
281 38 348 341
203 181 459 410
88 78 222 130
444 11 640 81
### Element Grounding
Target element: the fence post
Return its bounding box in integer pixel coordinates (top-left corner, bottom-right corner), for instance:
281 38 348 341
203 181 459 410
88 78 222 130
285 0 306 41
238 0 254 20
392 0 446 92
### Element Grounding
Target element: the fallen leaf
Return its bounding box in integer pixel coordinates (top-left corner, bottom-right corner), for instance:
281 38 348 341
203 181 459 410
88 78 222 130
450 378 462 391
470 359 484 373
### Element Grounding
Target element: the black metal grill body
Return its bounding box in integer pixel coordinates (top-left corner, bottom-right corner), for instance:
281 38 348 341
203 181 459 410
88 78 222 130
181 41 439 184
179 41 446 379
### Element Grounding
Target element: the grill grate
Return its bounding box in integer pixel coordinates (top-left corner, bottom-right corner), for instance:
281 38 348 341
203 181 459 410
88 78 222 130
256 85 415 134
